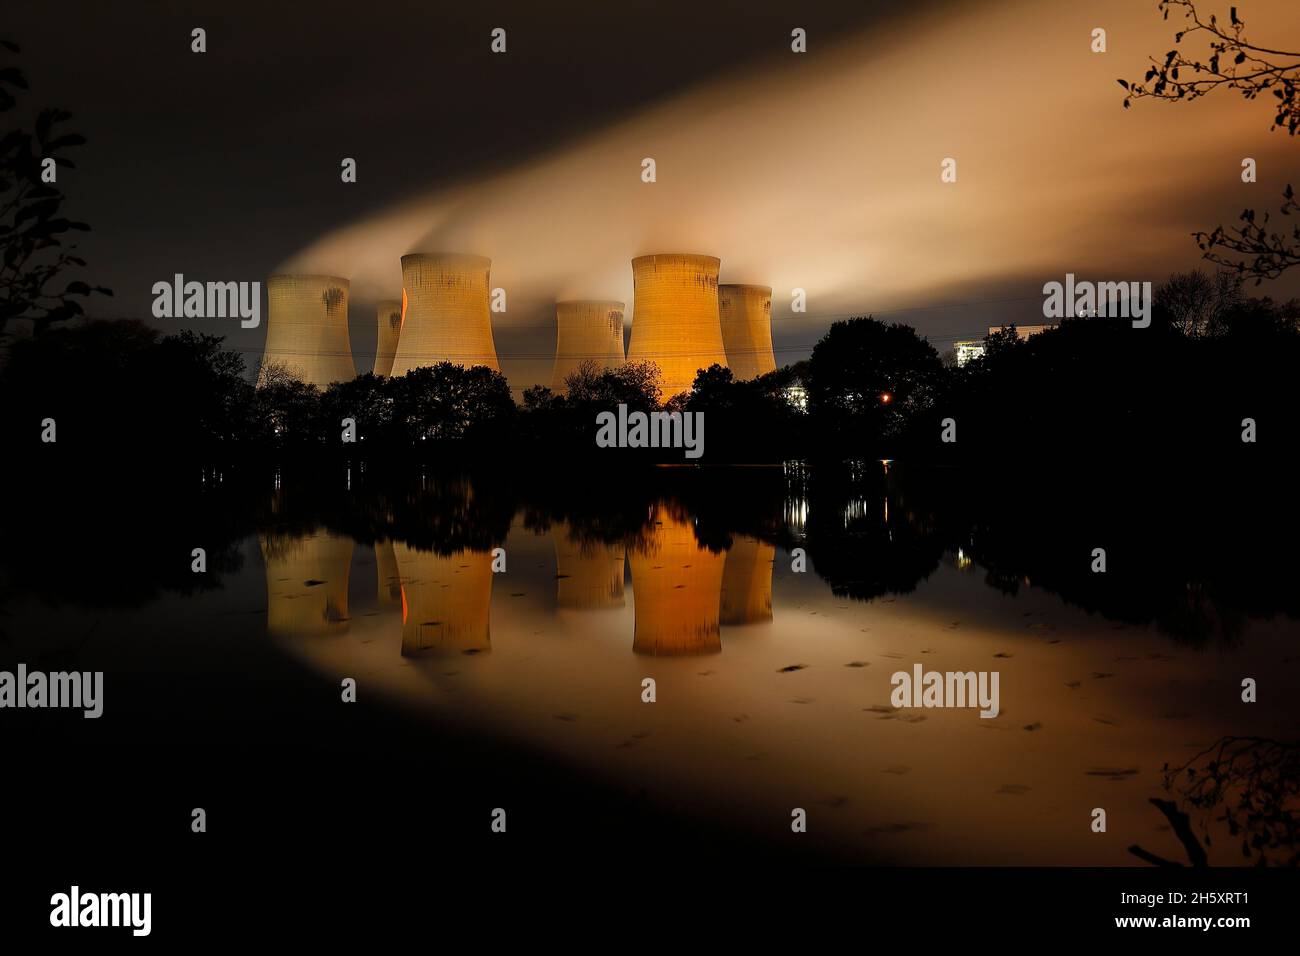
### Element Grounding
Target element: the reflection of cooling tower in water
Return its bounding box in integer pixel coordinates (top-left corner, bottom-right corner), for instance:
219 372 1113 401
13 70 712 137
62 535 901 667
392 544 493 656
630 505 724 655
375 541 402 606
263 275 355 387
719 284 776 381
627 254 728 399
261 531 354 638
373 298 403 376
550 300 625 394
390 253 499 375
720 537 775 625
553 523 626 609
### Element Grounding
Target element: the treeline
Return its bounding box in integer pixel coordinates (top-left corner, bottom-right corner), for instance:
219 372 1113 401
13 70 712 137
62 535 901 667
800 272 1300 462
3 271 1298 463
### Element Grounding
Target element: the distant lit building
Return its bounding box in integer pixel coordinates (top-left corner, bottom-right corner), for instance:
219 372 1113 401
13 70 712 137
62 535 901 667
784 384 808 411
954 340 986 366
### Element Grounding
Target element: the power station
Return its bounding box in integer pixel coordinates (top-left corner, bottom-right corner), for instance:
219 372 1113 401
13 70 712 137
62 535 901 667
719 284 776 380
627 254 728 399
553 522 626 609
720 537 775 625
263 274 356 387
630 504 724 655
550 300 625 394
390 253 499 376
373 298 403 376
261 531 354 638
375 541 402 607
392 544 494 656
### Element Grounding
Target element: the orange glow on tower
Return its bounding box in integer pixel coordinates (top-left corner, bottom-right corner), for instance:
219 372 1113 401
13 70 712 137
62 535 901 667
627 254 728 399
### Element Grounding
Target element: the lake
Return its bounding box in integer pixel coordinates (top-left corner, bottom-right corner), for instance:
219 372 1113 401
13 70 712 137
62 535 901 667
3 459 1297 867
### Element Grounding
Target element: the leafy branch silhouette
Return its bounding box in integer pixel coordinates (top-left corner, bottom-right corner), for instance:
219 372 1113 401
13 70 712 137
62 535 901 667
1130 736 1300 867
0 39 110 334
1119 2 1300 282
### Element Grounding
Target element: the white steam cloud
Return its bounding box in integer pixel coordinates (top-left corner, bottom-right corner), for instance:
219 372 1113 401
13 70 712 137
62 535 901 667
281 0 1299 388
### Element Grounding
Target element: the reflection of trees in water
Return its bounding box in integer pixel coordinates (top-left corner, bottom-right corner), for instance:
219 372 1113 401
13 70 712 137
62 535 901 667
805 459 1300 648
0 472 248 613
3 460 1295 654
1130 737 1300 867
796 461 945 603
957 495 1261 648
264 466 515 557
518 465 795 561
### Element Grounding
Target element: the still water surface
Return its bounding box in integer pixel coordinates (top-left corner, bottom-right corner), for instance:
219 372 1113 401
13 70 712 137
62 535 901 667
257 471 1298 865
7 462 1297 865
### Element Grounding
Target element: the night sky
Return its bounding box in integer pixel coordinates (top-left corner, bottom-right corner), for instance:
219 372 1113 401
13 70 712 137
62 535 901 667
9 0 1299 390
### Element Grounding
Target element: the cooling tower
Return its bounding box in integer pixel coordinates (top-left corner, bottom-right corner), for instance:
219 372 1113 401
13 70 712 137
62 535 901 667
627 254 728 399
720 536 775 625
550 300 625 394
719 284 776 381
261 531 354 638
553 522 626 609
389 253 499 375
373 298 403 377
629 504 724 655
392 544 493 656
375 541 402 606
263 275 356 387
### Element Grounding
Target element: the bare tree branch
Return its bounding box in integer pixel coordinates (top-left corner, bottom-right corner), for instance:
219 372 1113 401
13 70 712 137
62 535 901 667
1120 1 1300 135
1120 4 1300 282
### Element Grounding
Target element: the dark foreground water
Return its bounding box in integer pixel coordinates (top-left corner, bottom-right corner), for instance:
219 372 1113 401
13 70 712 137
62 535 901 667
3 460 1298 887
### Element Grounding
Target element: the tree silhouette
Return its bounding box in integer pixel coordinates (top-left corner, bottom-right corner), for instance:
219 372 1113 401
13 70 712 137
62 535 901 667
1153 268 1245 336
806 316 944 448
564 358 662 409
1120 2 1300 282
0 40 110 334
1130 736 1300 866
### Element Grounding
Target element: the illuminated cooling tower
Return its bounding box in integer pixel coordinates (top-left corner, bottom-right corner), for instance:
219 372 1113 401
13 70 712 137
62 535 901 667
550 300 625 394
263 275 356 387
389 253 499 375
720 537 775 625
392 544 493 656
719 284 776 381
553 522 626 609
629 504 724 655
373 298 403 377
375 541 402 606
261 531 354 638
627 254 728 399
